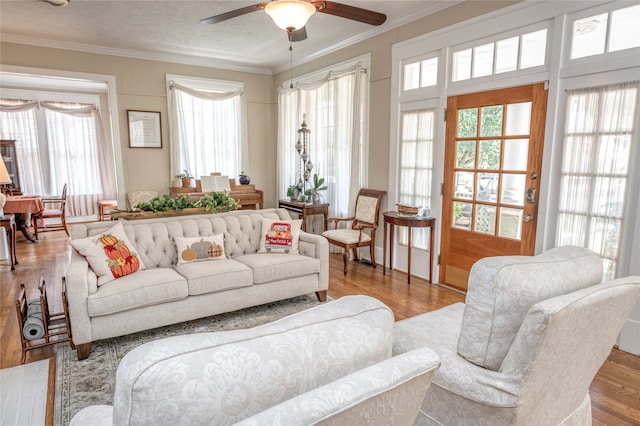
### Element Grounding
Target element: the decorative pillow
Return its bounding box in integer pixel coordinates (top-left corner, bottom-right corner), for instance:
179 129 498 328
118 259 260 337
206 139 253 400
174 234 227 265
259 219 302 254
69 222 146 286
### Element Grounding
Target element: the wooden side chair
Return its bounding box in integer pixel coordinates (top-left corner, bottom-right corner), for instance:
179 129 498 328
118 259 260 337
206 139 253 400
34 183 68 238
322 188 386 275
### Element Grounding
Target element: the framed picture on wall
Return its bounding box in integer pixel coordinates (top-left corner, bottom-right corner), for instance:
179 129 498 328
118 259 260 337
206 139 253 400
127 110 162 148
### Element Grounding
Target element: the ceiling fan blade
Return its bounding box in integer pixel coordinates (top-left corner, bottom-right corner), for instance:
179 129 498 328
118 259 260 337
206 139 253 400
312 1 387 26
200 3 268 25
288 27 308 42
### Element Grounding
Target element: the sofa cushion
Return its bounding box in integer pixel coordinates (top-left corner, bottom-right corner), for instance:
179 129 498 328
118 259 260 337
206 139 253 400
174 234 226 264
457 246 603 370
258 219 302 254
235 253 321 284
87 268 188 317
174 259 253 296
70 222 146 286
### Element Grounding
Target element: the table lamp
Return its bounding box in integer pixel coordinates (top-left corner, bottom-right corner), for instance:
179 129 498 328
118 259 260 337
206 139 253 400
0 157 11 215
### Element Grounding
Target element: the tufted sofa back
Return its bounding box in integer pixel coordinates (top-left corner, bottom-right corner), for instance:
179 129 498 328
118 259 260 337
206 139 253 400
71 209 293 269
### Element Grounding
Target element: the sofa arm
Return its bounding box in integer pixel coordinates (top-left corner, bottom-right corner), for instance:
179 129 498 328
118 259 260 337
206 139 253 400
65 251 97 346
237 347 440 426
299 230 329 291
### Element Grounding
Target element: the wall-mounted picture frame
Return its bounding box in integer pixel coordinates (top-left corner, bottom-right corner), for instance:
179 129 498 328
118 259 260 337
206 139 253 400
127 110 162 148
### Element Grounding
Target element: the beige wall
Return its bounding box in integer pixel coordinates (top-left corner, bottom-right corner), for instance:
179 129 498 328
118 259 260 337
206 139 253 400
1 1 517 209
0 43 278 207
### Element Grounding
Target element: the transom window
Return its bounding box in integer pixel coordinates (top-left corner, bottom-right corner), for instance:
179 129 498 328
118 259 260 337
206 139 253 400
451 28 547 82
570 4 640 60
403 57 438 91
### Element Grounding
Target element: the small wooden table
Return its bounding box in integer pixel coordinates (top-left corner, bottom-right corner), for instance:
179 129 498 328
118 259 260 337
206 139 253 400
383 211 436 284
1 213 17 270
278 199 329 233
98 200 118 221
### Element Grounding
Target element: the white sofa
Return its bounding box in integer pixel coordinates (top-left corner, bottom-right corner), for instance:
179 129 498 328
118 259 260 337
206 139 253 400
393 246 640 425
66 208 328 360
69 295 441 426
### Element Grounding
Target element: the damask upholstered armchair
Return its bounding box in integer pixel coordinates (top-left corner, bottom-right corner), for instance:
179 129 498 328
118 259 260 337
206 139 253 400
393 246 640 425
322 188 386 275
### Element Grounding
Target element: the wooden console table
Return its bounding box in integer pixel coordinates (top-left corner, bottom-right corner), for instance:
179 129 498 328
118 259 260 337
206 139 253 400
383 211 435 284
278 199 329 233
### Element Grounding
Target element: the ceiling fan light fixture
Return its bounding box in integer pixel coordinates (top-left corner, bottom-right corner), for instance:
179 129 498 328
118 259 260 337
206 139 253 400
265 0 316 31
45 0 70 6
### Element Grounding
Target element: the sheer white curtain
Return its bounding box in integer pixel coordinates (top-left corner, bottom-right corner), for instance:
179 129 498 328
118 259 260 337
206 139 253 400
277 64 368 218
168 83 247 180
0 100 46 196
556 81 639 280
41 102 116 216
397 108 435 249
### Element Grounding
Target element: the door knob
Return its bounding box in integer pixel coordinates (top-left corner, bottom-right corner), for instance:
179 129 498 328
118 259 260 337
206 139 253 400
523 214 532 222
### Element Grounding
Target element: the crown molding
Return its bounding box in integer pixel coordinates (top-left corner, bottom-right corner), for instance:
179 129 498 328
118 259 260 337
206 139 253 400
1 34 274 75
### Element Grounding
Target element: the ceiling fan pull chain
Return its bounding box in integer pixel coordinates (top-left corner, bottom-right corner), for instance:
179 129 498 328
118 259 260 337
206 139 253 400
289 36 294 89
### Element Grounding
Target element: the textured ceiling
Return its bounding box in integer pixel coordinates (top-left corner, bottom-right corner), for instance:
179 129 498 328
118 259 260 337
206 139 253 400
0 1 457 73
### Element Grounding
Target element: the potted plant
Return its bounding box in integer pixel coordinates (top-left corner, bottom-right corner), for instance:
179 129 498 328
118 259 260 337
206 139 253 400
286 184 298 201
175 170 194 188
304 174 328 204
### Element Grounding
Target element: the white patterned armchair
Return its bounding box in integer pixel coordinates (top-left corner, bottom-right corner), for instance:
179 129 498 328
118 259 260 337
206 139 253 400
393 246 640 425
70 295 440 426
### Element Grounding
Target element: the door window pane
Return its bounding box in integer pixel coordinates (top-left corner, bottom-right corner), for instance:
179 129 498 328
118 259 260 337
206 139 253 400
503 139 529 171
454 201 472 230
501 173 525 205
480 106 503 137
505 102 532 135
499 207 523 239
478 140 501 169
455 171 474 199
478 173 498 202
457 108 478 137
475 204 496 235
456 141 476 168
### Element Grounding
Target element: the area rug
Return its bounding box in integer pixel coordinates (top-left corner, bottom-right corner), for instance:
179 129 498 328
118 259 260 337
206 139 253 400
54 294 324 426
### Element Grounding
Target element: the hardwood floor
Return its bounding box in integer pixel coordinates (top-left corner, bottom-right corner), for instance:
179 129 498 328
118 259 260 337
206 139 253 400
1 229 639 424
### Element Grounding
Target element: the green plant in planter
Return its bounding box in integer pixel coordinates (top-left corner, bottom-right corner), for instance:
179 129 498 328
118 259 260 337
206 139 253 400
136 194 193 212
175 170 194 179
287 184 298 200
304 174 328 202
194 192 239 213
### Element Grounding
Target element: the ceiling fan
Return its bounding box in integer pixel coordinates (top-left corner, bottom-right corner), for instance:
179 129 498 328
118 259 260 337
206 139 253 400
201 0 387 42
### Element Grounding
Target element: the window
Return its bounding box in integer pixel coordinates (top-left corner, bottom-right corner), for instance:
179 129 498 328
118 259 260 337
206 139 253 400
403 57 438 91
570 4 640 60
451 27 548 82
397 108 435 249
167 78 246 181
277 62 368 218
556 81 639 280
0 97 115 217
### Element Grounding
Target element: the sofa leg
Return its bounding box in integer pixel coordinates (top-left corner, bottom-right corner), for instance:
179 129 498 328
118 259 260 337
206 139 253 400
315 290 327 302
76 343 92 360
